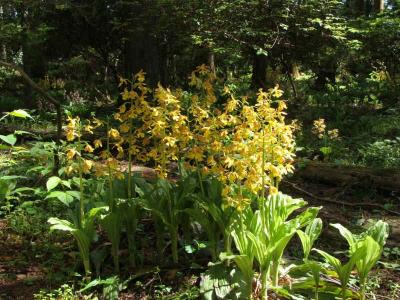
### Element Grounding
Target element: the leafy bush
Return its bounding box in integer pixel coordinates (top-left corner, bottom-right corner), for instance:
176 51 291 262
34 283 92 300
359 138 400 168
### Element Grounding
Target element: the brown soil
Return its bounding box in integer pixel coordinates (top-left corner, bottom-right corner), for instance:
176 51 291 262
0 220 45 300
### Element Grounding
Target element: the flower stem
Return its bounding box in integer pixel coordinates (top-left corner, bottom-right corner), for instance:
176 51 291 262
128 98 134 199
77 130 84 227
342 286 347 300
106 119 114 211
196 159 205 196
359 277 366 300
270 261 280 287
261 270 269 300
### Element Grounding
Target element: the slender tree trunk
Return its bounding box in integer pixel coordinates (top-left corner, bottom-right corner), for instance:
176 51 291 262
18 5 34 109
0 5 6 61
2 44 6 61
292 63 300 79
122 31 167 87
159 41 168 85
17 3 46 109
288 71 298 98
355 0 365 15
374 0 384 12
208 51 216 75
290 63 300 97
282 59 298 97
252 51 268 89
365 0 373 15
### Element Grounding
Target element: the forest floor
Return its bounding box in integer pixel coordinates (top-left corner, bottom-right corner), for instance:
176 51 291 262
282 178 400 299
0 177 399 299
0 219 47 299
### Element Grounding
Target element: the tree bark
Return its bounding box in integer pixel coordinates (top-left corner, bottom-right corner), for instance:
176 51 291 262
251 51 268 89
0 5 6 61
292 63 300 79
365 0 373 16
374 0 384 12
208 51 216 75
355 0 365 15
1 44 5 61
122 30 167 87
281 59 298 97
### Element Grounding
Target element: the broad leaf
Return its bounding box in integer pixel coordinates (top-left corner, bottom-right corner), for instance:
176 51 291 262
46 176 62 191
331 223 356 247
355 236 382 282
0 134 17 146
297 218 323 260
46 191 74 206
364 220 389 248
9 109 33 119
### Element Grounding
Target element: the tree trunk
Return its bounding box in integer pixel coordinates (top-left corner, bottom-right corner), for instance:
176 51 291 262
18 4 47 109
18 5 34 109
208 51 216 75
365 0 373 15
0 5 6 61
122 29 167 87
251 51 268 89
374 0 384 12
355 0 365 15
1 44 6 61
281 59 298 97
292 63 300 79
22 43 35 108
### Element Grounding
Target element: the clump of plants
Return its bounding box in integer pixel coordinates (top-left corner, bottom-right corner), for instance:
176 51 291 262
359 138 400 168
310 118 341 161
42 66 389 299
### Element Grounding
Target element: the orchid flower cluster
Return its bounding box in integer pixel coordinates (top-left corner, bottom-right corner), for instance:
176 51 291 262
62 65 295 209
115 65 295 209
312 118 340 140
63 115 124 180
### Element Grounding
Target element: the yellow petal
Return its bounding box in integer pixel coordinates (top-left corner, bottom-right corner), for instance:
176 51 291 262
84 144 94 153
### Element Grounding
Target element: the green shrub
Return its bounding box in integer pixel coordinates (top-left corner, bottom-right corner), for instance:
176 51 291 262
359 138 400 168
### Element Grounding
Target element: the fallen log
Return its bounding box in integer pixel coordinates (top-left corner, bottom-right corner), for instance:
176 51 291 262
282 180 400 216
294 161 400 193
